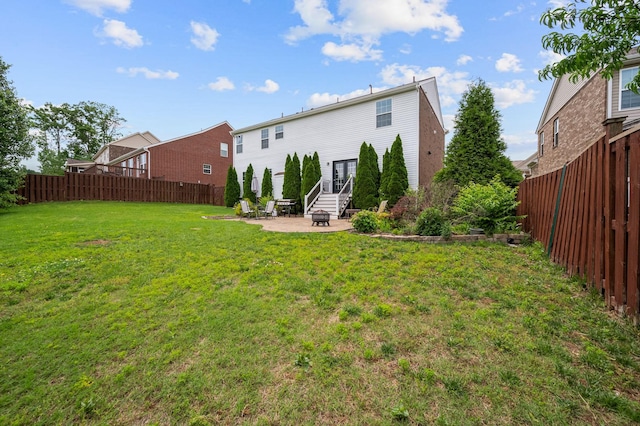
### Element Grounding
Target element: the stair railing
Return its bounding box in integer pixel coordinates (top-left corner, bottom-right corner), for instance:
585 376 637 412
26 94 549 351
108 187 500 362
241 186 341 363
336 175 353 218
304 177 323 215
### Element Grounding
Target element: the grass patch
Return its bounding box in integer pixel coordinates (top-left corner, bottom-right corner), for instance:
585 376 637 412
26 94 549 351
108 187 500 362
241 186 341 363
1 201 639 425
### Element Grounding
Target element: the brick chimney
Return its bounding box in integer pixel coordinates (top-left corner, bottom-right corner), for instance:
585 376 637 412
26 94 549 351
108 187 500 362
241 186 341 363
602 116 627 141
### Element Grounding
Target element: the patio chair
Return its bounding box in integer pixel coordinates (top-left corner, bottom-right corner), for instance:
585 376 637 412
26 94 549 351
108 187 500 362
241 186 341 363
261 200 276 219
239 199 256 219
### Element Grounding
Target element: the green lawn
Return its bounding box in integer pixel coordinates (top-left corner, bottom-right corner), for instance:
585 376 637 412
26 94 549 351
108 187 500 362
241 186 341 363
1 201 639 425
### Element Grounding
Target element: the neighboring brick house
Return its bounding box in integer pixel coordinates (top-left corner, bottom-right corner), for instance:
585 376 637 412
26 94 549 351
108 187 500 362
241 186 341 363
232 78 445 217
534 49 640 176
107 122 233 186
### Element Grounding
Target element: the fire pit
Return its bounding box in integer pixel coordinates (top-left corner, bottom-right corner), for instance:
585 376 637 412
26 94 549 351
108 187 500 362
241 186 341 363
311 210 330 226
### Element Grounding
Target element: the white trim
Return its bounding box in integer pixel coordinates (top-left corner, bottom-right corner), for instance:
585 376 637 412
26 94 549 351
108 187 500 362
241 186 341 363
619 66 640 111
607 78 613 119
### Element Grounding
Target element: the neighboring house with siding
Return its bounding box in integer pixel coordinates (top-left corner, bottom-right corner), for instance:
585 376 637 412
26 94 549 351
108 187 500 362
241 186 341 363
105 122 233 186
231 78 445 216
65 131 160 173
535 49 640 176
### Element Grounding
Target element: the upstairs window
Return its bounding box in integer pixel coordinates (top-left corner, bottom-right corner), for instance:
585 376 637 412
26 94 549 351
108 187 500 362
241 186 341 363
539 131 544 157
376 98 392 128
553 118 559 148
235 135 243 154
261 128 269 149
203 164 211 174
220 142 228 158
620 67 640 110
275 125 284 139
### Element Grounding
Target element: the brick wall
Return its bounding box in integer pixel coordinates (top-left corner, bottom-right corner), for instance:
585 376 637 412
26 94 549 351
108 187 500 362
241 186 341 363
149 123 233 186
418 89 445 186
535 76 607 176
109 145 136 162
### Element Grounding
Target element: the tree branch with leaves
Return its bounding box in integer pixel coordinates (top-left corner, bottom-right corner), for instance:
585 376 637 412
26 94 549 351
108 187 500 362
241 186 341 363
539 0 640 92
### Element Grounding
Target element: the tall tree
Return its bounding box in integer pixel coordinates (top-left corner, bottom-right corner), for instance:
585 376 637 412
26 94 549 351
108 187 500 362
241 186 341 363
282 154 294 200
379 147 391 200
353 142 378 209
368 144 380 195
243 163 256 203
434 80 521 188
30 101 125 174
539 1 640 93
0 57 33 208
223 165 240 207
261 167 273 198
312 151 321 183
291 153 302 211
386 134 409 207
300 154 316 206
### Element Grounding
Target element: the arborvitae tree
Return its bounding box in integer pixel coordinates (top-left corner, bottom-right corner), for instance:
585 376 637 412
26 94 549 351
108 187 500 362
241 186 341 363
291 153 302 211
223 165 241 207
282 154 292 199
261 167 273 198
434 79 522 188
353 142 378 209
379 148 391 200
300 154 311 202
301 157 317 208
368 143 380 196
386 134 408 207
243 163 256 203
312 151 322 183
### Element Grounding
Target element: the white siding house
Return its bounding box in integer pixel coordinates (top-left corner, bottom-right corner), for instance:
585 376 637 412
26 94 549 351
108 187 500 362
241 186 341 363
232 78 445 206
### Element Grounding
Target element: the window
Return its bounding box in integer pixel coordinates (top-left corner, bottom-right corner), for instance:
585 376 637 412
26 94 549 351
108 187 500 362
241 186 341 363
539 132 544 157
275 125 284 139
220 142 228 158
620 67 640 109
553 118 559 148
203 164 211 174
235 135 243 154
261 128 269 149
376 99 392 128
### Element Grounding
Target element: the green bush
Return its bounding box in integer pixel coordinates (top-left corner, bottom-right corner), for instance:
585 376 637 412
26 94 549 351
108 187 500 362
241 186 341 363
415 207 450 237
351 210 379 233
451 176 520 235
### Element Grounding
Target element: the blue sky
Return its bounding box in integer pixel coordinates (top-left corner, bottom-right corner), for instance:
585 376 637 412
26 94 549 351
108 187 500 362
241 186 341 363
1 0 568 170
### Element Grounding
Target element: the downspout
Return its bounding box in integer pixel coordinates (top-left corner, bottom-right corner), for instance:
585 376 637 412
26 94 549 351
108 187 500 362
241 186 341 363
144 147 151 179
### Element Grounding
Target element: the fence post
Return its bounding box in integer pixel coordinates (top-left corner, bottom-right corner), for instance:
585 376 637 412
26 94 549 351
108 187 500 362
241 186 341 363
547 163 567 257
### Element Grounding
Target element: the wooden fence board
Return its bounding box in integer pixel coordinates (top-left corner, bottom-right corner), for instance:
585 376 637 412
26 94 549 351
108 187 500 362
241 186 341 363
18 172 223 206
518 129 640 322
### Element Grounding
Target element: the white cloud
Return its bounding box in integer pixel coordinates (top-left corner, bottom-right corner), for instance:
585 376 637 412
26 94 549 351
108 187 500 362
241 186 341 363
503 4 525 17
321 41 382 61
495 53 523 73
246 79 280 94
307 87 383 108
116 67 179 79
380 63 469 107
98 19 143 48
456 54 472 66
286 0 463 62
547 0 568 8
190 21 220 52
399 44 412 54
539 50 565 66
208 77 235 91
490 80 536 109
64 0 130 16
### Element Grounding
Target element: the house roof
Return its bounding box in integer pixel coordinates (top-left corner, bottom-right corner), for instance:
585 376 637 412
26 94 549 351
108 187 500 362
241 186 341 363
106 121 233 165
92 131 160 161
231 78 444 134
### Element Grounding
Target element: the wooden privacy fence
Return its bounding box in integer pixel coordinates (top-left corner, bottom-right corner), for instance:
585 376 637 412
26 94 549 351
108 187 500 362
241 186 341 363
18 172 225 206
517 127 640 321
